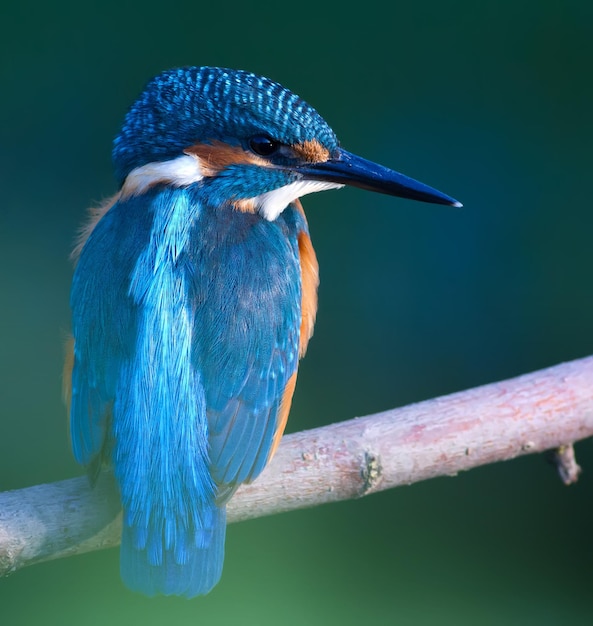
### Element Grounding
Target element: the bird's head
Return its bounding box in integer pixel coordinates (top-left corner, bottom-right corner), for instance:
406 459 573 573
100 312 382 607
113 67 460 219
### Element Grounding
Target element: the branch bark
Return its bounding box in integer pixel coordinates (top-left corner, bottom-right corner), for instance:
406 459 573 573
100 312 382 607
2 355 593 578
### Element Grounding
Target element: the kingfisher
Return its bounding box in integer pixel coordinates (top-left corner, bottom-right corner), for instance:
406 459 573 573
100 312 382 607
64 66 460 598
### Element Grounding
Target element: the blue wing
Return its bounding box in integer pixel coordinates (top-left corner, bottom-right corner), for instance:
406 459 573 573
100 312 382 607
187 199 306 494
70 196 148 466
71 188 222 596
69 187 307 596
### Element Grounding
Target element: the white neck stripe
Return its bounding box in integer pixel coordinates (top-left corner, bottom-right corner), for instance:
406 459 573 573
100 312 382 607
121 154 204 198
254 180 344 221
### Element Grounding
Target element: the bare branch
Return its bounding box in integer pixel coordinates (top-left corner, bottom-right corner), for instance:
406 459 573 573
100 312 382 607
2 355 593 577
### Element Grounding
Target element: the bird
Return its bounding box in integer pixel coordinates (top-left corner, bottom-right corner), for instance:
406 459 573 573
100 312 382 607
64 66 461 598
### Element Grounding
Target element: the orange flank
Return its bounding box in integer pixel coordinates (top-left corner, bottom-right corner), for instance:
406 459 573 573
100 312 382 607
295 202 319 357
268 371 298 461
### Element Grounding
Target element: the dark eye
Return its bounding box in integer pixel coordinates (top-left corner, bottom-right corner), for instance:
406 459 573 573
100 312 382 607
249 135 281 157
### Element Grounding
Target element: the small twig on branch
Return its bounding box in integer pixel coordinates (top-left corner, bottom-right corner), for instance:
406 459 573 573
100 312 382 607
2 355 593 578
548 444 582 485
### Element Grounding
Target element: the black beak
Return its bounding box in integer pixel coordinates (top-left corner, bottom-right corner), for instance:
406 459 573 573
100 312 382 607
297 148 462 207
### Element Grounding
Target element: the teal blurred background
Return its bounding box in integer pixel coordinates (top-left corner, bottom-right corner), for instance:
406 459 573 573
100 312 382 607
1 1 593 624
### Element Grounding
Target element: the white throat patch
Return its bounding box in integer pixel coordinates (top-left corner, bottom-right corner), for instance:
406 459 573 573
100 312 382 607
253 180 344 221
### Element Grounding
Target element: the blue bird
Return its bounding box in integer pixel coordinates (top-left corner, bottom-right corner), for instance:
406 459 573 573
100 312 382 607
64 66 461 597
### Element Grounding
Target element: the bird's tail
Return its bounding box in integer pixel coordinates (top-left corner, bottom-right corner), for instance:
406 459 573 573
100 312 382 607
119 505 226 598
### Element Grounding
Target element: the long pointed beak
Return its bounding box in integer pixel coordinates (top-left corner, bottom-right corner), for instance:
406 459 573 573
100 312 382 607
296 148 462 207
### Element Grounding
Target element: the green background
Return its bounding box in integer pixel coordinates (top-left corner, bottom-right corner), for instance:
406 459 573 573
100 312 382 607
2 1 593 624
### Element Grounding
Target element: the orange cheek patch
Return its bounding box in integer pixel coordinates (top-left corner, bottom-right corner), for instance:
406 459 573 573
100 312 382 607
292 139 330 163
185 140 269 176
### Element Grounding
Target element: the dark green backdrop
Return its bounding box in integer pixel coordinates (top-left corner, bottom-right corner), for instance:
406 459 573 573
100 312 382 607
1 1 593 624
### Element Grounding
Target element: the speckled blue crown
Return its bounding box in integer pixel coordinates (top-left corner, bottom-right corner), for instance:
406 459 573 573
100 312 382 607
112 66 339 185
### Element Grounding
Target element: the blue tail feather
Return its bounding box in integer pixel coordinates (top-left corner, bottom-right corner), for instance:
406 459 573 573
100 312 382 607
120 506 226 597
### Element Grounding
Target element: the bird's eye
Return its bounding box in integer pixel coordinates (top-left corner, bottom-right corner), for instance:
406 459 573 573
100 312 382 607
248 135 281 157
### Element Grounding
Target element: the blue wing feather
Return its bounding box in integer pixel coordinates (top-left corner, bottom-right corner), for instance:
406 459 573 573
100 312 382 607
70 186 307 596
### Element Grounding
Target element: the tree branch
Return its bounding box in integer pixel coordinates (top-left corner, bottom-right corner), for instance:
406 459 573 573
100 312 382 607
2 355 593 578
